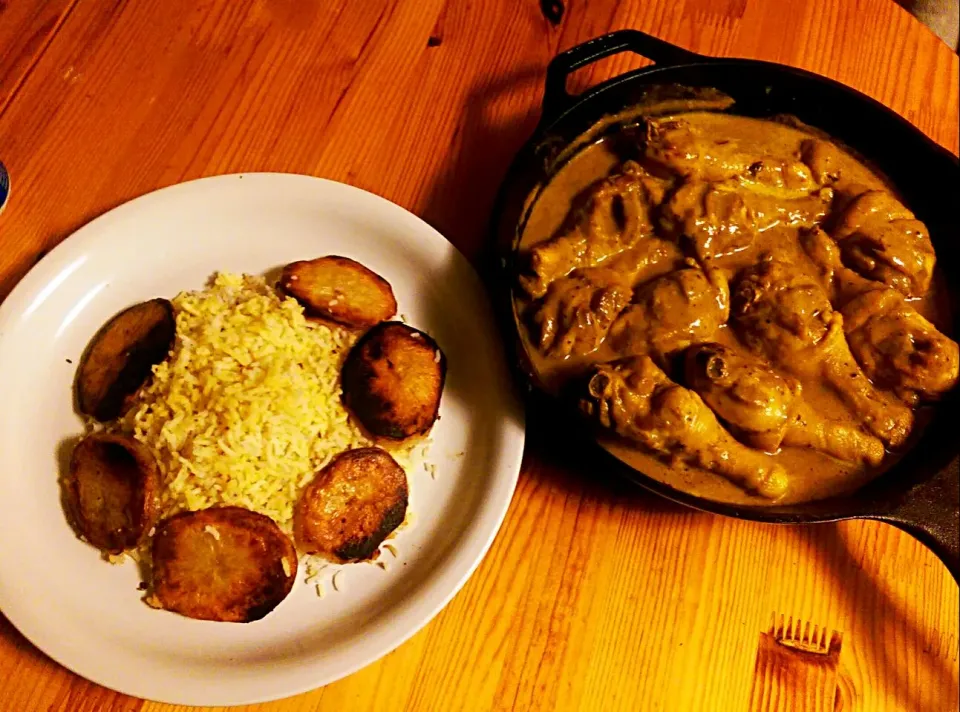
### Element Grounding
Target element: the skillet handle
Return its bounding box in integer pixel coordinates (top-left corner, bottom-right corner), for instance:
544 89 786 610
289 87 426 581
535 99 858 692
870 460 959 584
542 30 702 121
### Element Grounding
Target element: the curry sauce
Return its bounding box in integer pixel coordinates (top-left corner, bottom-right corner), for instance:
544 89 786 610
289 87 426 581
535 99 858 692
514 110 958 505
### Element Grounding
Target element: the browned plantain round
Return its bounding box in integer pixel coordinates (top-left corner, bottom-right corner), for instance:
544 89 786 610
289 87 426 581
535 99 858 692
66 433 160 554
294 447 408 563
341 322 446 439
152 507 298 623
76 298 176 421
279 256 397 329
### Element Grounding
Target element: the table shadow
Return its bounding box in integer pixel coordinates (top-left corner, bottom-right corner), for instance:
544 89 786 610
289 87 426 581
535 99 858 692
521 391 690 515
792 522 959 711
419 65 543 269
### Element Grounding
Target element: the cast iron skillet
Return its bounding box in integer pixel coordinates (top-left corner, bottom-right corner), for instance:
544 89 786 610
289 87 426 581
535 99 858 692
492 30 960 582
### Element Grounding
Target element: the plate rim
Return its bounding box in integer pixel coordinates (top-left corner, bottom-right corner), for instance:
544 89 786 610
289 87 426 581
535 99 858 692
0 172 526 705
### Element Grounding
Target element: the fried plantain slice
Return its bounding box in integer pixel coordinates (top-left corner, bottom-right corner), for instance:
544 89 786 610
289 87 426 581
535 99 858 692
279 256 397 329
341 322 446 439
66 433 160 554
294 447 408 563
76 299 175 421
152 507 298 623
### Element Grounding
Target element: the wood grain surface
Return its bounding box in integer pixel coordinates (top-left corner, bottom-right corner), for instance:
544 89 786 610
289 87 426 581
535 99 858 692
0 0 957 710
749 616 844 711
0 0 75 111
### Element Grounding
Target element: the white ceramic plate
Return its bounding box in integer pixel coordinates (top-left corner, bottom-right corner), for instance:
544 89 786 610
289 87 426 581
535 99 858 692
0 174 525 706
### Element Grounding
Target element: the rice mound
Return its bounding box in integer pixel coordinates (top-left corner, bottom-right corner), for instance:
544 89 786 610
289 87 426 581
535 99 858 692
113 272 412 530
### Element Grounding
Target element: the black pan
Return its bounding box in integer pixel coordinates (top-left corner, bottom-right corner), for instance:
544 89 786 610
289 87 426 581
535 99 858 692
491 30 960 582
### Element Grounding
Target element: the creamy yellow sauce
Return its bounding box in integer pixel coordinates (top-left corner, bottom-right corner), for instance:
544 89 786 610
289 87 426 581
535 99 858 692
514 110 951 506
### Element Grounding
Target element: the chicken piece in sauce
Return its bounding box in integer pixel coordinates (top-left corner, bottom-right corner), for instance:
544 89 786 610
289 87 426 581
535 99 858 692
733 258 913 447
683 343 802 451
579 356 789 499
520 162 667 298
830 189 935 298
785 402 886 466
842 289 959 405
800 228 958 405
684 343 884 465
528 233 684 360
645 117 819 196
799 226 853 299
660 180 833 263
530 269 633 359
799 138 844 185
659 181 756 262
608 265 730 363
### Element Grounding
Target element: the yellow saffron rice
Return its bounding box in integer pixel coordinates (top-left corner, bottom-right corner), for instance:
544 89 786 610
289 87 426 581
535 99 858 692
112 273 415 530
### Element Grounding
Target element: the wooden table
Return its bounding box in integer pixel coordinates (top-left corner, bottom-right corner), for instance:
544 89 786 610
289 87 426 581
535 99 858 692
0 1 957 710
